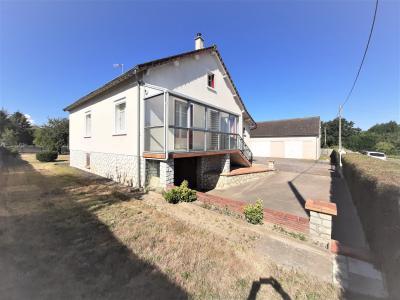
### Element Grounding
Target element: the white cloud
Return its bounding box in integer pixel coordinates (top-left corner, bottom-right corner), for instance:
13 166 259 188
24 114 35 125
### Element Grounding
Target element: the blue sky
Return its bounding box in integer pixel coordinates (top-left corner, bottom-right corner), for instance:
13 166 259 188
0 0 399 129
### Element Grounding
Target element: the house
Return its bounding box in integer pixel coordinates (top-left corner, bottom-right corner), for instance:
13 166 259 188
249 117 321 160
64 34 256 190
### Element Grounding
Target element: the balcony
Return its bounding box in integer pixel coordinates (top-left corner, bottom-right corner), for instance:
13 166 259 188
143 86 252 164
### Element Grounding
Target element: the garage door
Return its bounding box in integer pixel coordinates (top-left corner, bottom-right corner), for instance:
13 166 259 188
302 140 315 159
270 141 285 157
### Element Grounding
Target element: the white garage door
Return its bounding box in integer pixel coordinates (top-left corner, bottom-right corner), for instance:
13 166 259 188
270 141 285 157
250 137 317 160
285 140 303 159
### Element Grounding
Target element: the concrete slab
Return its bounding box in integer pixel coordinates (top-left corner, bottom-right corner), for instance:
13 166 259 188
333 255 388 299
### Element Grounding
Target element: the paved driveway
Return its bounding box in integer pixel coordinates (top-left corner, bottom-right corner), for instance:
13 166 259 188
208 157 336 218
208 157 368 249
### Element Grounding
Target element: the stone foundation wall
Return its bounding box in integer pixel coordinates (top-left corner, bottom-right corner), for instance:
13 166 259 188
145 159 161 188
197 154 230 190
160 159 174 188
70 150 139 186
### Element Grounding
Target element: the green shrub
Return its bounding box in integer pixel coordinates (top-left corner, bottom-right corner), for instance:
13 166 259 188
0 146 19 158
164 188 181 204
163 180 197 204
243 199 264 224
36 150 58 162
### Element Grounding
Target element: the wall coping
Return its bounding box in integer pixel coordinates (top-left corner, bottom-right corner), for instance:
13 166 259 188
221 165 270 177
305 199 337 216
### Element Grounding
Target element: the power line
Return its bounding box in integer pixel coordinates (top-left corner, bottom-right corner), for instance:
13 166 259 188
337 0 379 164
341 0 379 109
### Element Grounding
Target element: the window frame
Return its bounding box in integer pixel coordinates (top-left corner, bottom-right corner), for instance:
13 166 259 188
84 111 92 138
113 98 127 135
207 72 215 90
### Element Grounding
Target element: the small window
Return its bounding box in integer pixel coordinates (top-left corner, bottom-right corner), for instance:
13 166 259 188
84 112 91 137
207 73 215 89
115 101 126 134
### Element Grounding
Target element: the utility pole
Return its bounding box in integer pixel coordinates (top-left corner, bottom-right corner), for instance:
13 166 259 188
338 105 343 166
324 127 327 148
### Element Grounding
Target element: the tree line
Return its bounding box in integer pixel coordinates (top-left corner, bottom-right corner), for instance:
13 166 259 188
1 108 398 156
322 118 400 155
0 109 69 154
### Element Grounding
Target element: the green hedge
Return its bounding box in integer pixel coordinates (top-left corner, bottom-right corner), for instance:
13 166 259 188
36 150 58 162
340 152 400 297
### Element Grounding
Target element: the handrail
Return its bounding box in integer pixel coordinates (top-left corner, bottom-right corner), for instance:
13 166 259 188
159 126 253 164
237 135 253 164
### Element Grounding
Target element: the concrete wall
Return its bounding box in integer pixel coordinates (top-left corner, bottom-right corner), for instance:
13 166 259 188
249 136 320 160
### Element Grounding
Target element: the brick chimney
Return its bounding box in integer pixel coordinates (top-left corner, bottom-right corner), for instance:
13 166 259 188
195 33 204 50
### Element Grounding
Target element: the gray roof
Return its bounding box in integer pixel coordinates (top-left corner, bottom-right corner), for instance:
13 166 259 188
63 45 256 127
251 117 320 137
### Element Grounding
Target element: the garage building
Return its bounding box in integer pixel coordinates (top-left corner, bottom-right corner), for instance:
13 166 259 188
249 117 321 160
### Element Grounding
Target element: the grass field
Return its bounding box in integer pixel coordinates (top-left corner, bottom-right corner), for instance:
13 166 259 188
0 154 339 299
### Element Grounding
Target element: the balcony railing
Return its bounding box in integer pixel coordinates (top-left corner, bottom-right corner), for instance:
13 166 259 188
143 86 253 163
169 126 253 163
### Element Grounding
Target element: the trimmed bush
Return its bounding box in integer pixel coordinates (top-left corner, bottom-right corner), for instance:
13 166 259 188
36 150 58 162
163 180 197 204
340 153 400 297
243 199 264 225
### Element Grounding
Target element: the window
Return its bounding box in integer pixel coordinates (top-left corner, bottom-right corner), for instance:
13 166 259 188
115 101 126 134
229 115 237 134
144 94 164 152
175 100 188 127
191 103 205 129
207 73 215 89
84 112 91 137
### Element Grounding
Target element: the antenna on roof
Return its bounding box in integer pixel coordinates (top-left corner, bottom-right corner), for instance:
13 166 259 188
113 63 124 74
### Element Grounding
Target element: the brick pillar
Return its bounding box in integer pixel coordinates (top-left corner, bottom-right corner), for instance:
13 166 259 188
160 159 174 188
305 200 337 249
221 154 230 174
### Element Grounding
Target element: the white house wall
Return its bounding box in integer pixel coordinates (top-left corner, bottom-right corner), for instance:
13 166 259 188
143 51 246 133
69 83 140 186
249 136 320 160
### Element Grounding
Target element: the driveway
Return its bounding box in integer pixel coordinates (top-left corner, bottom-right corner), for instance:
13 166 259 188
208 157 335 218
208 157 369 249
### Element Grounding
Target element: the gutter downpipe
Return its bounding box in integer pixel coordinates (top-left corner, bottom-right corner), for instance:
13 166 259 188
136 74 142 188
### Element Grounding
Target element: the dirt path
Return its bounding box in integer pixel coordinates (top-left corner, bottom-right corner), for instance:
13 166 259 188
0 155 339 299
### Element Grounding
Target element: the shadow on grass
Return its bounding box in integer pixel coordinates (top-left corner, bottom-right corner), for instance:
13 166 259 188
0 156 188 299
247 277 291 300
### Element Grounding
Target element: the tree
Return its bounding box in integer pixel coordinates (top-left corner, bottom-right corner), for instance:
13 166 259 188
0 128 18 146
9 112 34 145
34 118 69 153
0 109 11 135
321 118 361 148
375 141 395 154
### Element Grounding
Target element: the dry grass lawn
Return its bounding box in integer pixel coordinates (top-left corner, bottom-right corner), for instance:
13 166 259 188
0 154 340 299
